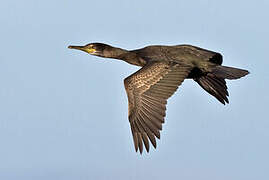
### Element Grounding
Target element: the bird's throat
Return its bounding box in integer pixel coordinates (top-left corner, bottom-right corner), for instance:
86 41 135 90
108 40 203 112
106 47 146 67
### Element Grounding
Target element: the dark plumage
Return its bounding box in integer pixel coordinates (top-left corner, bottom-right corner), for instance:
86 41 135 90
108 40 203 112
68 43 249 154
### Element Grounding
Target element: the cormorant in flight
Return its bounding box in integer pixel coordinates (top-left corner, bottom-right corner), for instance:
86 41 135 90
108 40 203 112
68 43 249 154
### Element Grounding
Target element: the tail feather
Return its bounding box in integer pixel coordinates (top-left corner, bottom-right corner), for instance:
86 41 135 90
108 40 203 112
195 65 249 104
212 66 249 79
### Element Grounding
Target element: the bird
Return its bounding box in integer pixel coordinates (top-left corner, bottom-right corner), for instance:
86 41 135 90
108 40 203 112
68 43 249 154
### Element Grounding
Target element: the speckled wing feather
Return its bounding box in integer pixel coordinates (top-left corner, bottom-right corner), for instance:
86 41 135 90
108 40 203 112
124 61 192 153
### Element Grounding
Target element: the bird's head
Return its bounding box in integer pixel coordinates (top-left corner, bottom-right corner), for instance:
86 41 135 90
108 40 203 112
68 43 113 58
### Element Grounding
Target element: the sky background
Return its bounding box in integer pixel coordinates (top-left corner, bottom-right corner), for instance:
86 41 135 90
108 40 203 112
0 0 268 179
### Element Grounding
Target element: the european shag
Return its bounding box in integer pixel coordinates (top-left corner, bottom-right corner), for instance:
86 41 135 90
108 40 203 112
68 43 249 154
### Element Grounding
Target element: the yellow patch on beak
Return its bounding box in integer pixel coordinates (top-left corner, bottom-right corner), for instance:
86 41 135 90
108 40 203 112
85 48 96 54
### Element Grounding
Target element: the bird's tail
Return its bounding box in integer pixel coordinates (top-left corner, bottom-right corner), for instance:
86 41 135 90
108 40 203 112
195 66 249 105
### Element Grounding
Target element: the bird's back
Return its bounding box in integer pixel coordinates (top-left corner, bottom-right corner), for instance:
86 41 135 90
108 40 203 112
133 44 223 65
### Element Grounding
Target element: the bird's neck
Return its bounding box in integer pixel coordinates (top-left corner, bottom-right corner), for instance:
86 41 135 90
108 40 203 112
105 47 146 67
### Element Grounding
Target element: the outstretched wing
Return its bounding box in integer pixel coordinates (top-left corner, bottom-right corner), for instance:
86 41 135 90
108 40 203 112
124 61 192 153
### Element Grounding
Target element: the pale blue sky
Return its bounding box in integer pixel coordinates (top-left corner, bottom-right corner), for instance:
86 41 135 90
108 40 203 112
0 0 268 179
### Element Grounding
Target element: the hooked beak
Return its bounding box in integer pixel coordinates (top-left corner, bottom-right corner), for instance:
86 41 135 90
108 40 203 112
68 45 85 51
68 45 96 54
